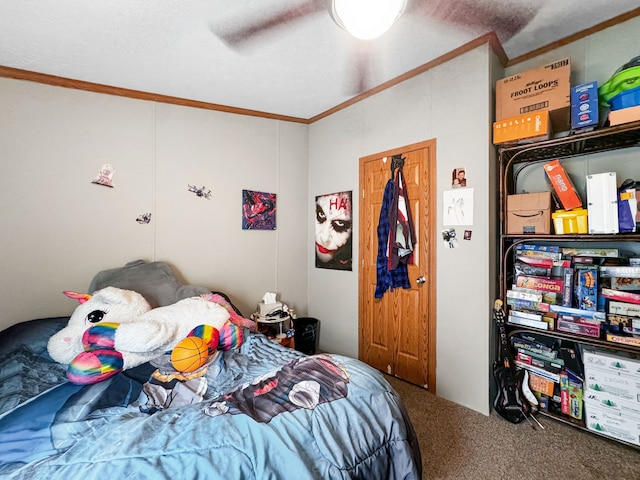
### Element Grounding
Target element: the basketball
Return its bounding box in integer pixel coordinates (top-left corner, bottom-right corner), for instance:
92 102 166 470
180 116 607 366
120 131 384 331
170 336 209 373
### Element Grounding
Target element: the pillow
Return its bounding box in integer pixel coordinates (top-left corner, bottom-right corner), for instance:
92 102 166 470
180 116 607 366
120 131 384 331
87 260 212 308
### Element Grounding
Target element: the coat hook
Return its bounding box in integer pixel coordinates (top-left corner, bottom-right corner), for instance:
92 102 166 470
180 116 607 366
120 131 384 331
390 154 405 178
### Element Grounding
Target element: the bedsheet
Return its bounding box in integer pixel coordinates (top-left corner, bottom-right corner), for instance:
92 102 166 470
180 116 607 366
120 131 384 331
0 317 421 479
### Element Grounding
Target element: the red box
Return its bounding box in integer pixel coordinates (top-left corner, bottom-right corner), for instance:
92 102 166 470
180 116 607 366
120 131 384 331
543 159 583 210
557 318 601 338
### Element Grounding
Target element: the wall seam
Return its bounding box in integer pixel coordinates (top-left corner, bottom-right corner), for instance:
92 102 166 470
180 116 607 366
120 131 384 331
152 102 158 260
275 120 280 292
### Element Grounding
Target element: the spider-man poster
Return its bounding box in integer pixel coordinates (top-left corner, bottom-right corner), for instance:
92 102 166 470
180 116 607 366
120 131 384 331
242 190 276 230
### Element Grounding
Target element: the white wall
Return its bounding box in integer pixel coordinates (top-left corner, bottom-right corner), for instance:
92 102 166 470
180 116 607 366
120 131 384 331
0 80 309 329
1 14 637 417
307 14 640 415
308 45 496 414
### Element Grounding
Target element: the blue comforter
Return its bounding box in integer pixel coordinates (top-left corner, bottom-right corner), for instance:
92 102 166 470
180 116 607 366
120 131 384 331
0 318 421 479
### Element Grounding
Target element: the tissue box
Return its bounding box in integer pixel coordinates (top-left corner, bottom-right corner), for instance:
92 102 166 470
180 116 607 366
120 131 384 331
259 302 282 315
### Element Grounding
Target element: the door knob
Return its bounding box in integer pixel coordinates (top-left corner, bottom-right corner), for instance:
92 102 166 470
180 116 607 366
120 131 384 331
416 276 426 284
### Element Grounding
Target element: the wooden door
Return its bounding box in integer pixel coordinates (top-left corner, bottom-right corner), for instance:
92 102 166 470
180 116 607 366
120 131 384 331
358 140 436 390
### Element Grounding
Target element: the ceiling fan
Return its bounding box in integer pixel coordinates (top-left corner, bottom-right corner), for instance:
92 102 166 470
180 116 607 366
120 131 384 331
212 0 540 93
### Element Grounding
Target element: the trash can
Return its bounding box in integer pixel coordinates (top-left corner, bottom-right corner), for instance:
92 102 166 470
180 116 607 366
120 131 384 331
292 317 319 355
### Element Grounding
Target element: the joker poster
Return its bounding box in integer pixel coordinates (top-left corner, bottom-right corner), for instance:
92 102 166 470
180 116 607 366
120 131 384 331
315 191 352 271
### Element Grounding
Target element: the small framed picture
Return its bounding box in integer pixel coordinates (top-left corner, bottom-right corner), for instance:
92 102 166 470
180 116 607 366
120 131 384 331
451 167 467 188
242 190 276 230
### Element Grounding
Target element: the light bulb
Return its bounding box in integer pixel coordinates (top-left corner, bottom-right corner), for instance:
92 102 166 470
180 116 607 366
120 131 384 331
331 0 407 40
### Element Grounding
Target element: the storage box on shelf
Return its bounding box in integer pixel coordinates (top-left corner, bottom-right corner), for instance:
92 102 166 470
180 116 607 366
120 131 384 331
493 111 551 145
495 57 571 133
498 120 640 448
583 348 640 446
571 81 599 131
507 192 551 234
610 104 640 126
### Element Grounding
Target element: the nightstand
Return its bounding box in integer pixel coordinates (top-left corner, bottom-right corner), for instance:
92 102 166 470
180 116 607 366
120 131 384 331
251 312 294 348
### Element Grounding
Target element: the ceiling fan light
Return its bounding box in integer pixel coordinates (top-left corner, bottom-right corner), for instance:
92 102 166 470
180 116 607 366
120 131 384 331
331 0 407 40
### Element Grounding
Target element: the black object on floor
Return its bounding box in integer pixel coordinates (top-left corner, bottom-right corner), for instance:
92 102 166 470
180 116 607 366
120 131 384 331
293 317 319 355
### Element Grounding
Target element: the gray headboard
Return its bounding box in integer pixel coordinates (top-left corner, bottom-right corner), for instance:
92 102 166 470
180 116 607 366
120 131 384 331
87 259 212 308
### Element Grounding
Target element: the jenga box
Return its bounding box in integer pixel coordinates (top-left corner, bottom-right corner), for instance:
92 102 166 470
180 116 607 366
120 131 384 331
543 159 582 210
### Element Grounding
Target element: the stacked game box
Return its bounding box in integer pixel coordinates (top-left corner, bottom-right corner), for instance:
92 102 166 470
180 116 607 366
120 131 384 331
583 348 640 446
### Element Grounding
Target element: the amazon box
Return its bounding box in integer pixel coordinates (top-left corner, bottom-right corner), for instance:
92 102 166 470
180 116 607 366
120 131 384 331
496 58 571 133
507 192 552 234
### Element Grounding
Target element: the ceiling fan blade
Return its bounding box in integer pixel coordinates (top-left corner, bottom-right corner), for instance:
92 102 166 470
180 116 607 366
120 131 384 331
410 0 541 40
213 0 326 48
346 42 372 95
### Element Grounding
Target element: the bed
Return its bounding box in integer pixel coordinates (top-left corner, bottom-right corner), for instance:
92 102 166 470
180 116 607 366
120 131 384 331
0 260 421 479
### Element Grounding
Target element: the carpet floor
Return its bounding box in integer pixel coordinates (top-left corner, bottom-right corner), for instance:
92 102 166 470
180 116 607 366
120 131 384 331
385 375 640 480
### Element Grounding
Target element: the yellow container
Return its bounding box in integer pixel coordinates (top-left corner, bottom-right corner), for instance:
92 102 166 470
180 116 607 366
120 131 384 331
552 208 589 234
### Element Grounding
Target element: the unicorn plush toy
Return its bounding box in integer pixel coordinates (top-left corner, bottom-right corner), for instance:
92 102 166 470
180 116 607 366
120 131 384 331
48 287 246 385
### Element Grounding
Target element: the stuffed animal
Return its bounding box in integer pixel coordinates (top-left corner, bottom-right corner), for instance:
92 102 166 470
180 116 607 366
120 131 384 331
48 286 246 385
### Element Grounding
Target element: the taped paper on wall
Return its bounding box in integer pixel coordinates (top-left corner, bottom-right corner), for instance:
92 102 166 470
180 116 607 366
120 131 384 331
443 188 474 226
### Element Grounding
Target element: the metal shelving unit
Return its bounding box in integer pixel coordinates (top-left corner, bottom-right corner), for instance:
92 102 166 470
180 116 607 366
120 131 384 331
497 121 640 448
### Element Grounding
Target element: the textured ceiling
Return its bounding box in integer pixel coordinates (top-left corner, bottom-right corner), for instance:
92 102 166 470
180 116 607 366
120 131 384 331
0 0 639 120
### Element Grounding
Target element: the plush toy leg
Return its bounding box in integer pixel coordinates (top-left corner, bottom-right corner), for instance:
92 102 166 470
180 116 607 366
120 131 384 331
67 322 123 385
218 321 244 351
184 322 242 356
67 349 123 385
187 324 220 355
82 322 119 350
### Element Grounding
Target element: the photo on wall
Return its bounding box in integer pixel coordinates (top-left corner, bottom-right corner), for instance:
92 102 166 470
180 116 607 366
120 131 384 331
315 190 352 271
242 189 276 230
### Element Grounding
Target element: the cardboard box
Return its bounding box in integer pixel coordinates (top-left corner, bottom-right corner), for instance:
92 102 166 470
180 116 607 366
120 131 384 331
575 265 599 311
506 192 551 233
496 58 571 132
618 187 637 232
585 402 640 446
560 370 584 420
584 368 640 403
609 104 640 126
543 159 583 210
571 81 599 130
585 389 640 420
586 172 618 234
529 372 555 396
493 111 550 145
556 317 601 338
583 348 640 377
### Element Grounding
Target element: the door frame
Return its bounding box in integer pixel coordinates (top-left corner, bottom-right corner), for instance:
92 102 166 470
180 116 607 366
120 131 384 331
358 139 437 391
